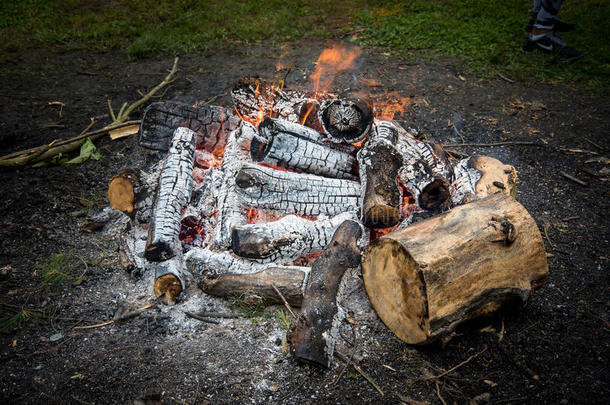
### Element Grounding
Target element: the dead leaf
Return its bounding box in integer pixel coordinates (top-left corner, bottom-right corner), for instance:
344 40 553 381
109 124 140 140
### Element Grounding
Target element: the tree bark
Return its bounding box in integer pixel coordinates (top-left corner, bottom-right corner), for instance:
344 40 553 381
361 194 548 345
288 220 363 368
235 162 361 217
252 118 358 180
139 101 239 152
231 211 357 263
319 98 373 143
200 266 310 307
145 127 196 261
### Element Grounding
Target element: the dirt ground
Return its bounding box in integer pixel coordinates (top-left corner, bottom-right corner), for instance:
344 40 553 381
0 42 608 404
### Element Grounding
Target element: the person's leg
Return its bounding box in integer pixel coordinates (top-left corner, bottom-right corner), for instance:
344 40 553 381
525 0 543 33
533 0 563 31
523 0 581 59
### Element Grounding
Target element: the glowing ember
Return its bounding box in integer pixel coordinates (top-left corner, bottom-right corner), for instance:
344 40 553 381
179 215 206 247
397 173 421 220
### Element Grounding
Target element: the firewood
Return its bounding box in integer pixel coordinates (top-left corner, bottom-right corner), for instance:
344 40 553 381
451 155 518 205
107 168 148 215
361 194 548 345
252 118 358 180
231 211 357 263
213 122 256 249
185 246 306 278
231 77 311 124
235 162 360 217
298 100 324 133
153 257 186 303
359 121 453 228
145 127 196 261
200 266 310 307
139 101 240 152
319 98 373 143
288 220 363 368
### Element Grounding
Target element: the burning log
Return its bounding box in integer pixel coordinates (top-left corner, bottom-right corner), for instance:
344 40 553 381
358 121 453 227
145 127 196 261
214 122 256 249
200 266 310 307
231 77 312 124
288 220 362 368
231 211 357 263
108 168 148 215
185 246 307 279
235 162 360 217
319 98 373 144
361 194 548 345
451 156 518 206
139 101 239 152
252 118 358 180
153 257 186 303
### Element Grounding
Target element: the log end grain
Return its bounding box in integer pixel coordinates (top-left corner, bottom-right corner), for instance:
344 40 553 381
108 169 140 214
153 273 182 303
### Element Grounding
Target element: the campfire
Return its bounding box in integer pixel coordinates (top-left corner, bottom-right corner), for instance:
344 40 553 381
107 46 548 368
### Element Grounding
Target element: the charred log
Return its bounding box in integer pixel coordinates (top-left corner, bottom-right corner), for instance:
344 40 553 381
450 156 518 206
235 162 361 217
185 246 307 278
213 122 256 249
145 127 196 261
319 98 373 144
362 194 548 345
153 257 186 303
288 220 363 368
139 101 239 152
231 211 357 263
252 118 358 180
200 266 310 307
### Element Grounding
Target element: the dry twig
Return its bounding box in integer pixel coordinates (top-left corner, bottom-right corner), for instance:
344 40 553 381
426 346 487 381
560 171 587 186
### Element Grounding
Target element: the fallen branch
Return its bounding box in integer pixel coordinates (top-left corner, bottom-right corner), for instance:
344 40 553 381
425 347 487 380
335 351 384 397
443 141 543 147
73 297 162 329
560 171 587 186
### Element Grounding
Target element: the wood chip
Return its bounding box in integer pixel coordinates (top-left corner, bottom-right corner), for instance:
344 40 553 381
109 124 140 140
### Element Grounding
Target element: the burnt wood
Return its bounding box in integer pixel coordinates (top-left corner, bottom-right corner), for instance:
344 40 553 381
139 101 239 152
288 220 363 368
319 98 373 143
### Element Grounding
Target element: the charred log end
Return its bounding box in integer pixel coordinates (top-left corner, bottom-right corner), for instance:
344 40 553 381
144 242 175 262
321 99 373 143
288 315 330 368
230 228 272 259
419 178 451 210
362 239 430 344
364 204 400 229
250 134 272 162
153 274 182 303
234 169 257 189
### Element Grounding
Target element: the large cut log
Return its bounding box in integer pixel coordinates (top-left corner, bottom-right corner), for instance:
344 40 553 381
231 211 357 263
152 257 187 303
213 122 256 249
251 118 358 180
184 247 307 278
200 266 310 307
139 101 240 152
235 162 360 217
450 156 518 206
361 194 548 345
319 98 373 144
288 220 363 368
145 127 196 261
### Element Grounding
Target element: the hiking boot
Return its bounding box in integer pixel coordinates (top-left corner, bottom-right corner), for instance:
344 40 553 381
521 32 583 60
525 17 577 34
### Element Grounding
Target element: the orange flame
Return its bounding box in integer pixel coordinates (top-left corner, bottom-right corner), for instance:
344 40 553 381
374 92 411 121
310 45 362 95
247 208 259 224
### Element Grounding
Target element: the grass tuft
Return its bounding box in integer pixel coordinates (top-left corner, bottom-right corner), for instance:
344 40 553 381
35 251 85 292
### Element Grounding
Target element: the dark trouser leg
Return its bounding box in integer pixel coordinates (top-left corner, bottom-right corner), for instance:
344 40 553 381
534 0 563 30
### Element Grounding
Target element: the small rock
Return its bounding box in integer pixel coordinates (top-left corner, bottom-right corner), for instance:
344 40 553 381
48 333 63 342
470 392 490 404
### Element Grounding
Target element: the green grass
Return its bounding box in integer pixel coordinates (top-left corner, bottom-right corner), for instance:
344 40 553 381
35 251 86 292
353 1 610 91
0 0 608 89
